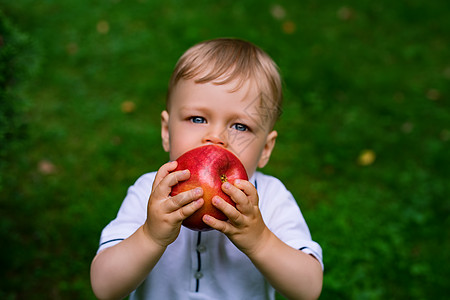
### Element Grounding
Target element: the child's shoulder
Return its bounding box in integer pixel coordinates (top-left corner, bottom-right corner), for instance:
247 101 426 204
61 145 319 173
134 171 157 185
253 171 290 194
127 171 158 195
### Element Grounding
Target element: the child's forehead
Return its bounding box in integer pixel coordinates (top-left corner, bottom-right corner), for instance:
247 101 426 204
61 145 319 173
174 77 259 101
193 66 253 89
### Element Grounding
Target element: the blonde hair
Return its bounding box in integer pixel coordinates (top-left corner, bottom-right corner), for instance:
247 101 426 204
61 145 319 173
167 38 283 128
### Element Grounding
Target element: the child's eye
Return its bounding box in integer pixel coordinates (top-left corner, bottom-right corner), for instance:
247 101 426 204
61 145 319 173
231 123 248 132
190 116 206 124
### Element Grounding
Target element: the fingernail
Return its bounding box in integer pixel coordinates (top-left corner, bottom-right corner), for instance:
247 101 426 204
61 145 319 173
234 179 241 185
223 182 231 189
194 187 202 195
212 196 221 205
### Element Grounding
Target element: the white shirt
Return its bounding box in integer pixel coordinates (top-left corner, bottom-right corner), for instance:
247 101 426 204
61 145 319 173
98 171 323 300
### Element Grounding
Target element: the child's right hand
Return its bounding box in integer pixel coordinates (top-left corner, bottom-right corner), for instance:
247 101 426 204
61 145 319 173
143 161 204 248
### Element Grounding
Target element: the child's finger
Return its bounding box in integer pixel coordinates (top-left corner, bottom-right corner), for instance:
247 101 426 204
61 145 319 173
152 161 178 193
153 168 190 199
165 187 203 213
164 169 191 188
233 180 259 206
221 181 246 204
176 198 205 222
221 181 255 215
202 214 233 234
211 195 242 224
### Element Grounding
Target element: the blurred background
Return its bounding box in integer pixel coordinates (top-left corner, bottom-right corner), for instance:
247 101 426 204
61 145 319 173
1 0 448 299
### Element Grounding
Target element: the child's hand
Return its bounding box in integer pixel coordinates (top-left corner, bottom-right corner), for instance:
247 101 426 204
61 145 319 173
202 180 269 255
143 161 204 248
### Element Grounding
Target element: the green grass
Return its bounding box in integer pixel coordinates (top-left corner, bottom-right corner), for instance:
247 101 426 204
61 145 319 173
1 0 449 299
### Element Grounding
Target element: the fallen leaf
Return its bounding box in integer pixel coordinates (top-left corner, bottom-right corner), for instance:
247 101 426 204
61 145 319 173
443 66 450 79
426 89 440 101
337 6 354 21
111 135 122 145
401 122 414 133
97 20 110 34
282 21 296 34
440 129 450 141
66 42 79 55
358 150 376 166
270 4 286 20
38 159 57 175
121 100 136 113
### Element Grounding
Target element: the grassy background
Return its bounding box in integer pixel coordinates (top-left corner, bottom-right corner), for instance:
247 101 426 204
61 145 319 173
1 0 449 299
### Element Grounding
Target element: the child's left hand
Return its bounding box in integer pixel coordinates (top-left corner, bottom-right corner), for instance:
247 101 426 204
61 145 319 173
204 179 324 299
202 179 269 255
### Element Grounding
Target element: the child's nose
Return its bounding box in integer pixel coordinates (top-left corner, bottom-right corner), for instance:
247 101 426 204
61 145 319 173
202 128 227 146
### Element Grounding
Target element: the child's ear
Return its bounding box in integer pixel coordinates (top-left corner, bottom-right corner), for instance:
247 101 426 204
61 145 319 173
258 130 278 168
161 110 170 152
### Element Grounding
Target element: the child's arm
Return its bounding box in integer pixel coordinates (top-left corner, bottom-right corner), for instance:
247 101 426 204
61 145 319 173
244 229 323 300
90 161 204 300
203 180 323 300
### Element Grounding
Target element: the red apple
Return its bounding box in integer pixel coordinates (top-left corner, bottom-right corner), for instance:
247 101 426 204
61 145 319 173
170 144 248 231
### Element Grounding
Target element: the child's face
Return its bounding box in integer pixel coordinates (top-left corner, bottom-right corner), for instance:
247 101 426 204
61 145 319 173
161 78 277 178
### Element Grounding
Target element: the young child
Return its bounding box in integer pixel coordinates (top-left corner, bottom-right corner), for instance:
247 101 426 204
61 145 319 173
91 38 323 300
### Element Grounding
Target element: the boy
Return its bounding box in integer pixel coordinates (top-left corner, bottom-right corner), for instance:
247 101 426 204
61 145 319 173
91 38 323 300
